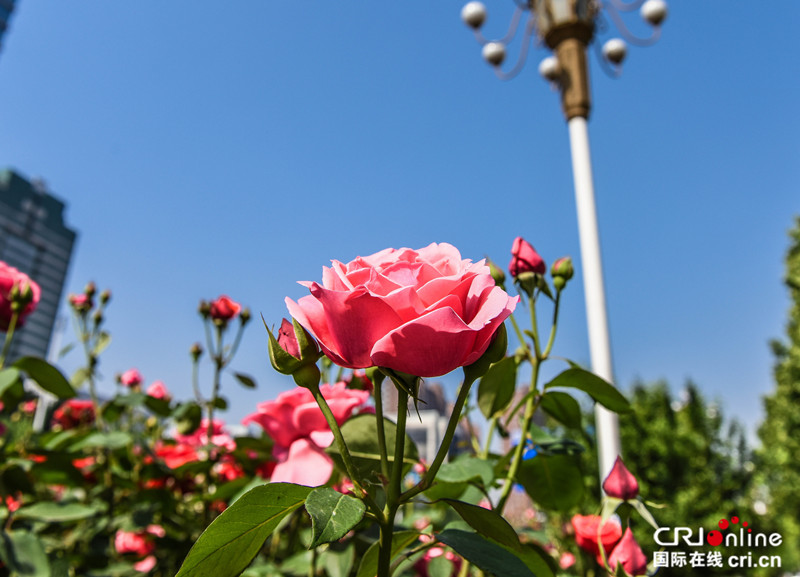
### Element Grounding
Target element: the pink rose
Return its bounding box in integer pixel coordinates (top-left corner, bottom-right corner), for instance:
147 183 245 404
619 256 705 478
114 530 155 556
286 243 517 377
608 528 648 576
146 380 171 401
243 382 370 486
509 237 546 277
413 546 462 577
154 442 199 469
0 261 41 331
571 514 622 565
175 419 236 452
120 368 143 388
209 295 241 321
602 456 639 500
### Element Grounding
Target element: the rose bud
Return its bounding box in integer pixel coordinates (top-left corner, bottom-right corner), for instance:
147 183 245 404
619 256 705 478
487 258 506 288
190 342 203 361
119 368 144 388
100 289 112 305
509 237 546 278
268 317 321 388
84 281 97 298
209 295 242 323
198 300 211 319
571 514 622 565
608 528 648 576
602 456 639 500
69 293 93 313
551 256 574 290
240 307 252 325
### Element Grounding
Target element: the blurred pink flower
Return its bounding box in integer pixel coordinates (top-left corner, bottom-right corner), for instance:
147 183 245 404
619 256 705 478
0 261 40 331
243 382 369 486
209 295 241 321
145 380 171 401
120 368 143 388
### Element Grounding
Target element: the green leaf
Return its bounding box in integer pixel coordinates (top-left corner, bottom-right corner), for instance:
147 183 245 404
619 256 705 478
437 456 495 487
0 530 51 576
435 530 535 577
355 530 420 577
477 357 517 419
235 372 257 389
93 331 111 356
213 396 228 410
539 391 583 429
175 483 313 577
544 368 631 413
325 543 355 577
0 367 21 397
144 395 171 417
17 501 100 522
116 392 146 407
174 401 203 435
327 414 418 481
423 481 468 501
305 487 366 548
442 500 518 549
70 367 90 388
516 452 584 512
70 431 133 451
13 357 76 399
428 555 456 577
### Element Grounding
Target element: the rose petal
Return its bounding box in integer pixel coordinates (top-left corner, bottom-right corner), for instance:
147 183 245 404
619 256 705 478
271 438 334 486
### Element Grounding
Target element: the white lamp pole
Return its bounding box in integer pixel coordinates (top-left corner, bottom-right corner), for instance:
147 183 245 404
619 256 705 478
462 0 668 482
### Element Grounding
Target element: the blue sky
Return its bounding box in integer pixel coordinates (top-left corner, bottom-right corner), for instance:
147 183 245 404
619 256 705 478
1 2 798 438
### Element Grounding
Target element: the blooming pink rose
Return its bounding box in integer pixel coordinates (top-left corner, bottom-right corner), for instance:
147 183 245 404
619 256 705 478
146 380 171 401
571 514 622 565
120 368 143 388
608 528 648 576
286 243 517 377
602 456 639 500
509 237 546 277
209 295 241 321
243 382 370 486
115 530 155 556
0 261 41 331
52 399 95 429
154 442 198 469
176 419 236 452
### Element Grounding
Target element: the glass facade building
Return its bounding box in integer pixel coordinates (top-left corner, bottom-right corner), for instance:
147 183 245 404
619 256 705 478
0 169 77 362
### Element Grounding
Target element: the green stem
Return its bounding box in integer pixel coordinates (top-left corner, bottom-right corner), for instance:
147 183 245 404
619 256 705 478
529 292 541 359
225 322 245 365
495 359 542 513
308 382 380 514
401 376 477 502
191 357 203 404
542 289 562 359
0 310 19 368
378 388 408 577
508 313 534 364
480 416 497 459
373 374 390 481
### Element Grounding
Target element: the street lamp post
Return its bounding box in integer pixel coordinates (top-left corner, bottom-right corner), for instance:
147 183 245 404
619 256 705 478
462 0 667 481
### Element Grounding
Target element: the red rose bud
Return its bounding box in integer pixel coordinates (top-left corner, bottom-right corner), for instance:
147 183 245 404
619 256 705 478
509 237 546 278
69 293 93 312
84 281 96 297
268 318 321 388
119 368 144 388
608 528 648 576
602 456 639 500
209 295 241 322
551 256 574 290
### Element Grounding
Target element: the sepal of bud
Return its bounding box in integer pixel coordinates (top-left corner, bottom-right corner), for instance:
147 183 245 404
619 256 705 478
240 307 252 325
464 323 507 381
514 271 537 299
267 318 321 383
292 363 321 389
190 342 203 361
487 258 506 288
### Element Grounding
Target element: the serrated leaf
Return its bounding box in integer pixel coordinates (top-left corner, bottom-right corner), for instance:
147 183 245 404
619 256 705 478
305 488 365 548
70 431 132 451
356 531 420 577
437 456 495 487
544 368 630 413
435 530 535 577
13 357 76 399
443 500 519 550
0 367 21 397
540 391 583 429
516 453 584 512
17 501 101 522
235 372 257 389
176 483 313 577
0 530 51 576
93 331 111 356
477 357 517 419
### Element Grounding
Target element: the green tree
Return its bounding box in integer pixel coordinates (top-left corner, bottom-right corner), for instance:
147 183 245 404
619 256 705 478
757 216 800 572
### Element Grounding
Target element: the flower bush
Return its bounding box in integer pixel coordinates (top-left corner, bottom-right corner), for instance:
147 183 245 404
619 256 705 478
0 241 661 577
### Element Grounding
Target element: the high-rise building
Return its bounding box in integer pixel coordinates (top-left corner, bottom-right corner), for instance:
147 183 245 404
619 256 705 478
0 169 77 362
